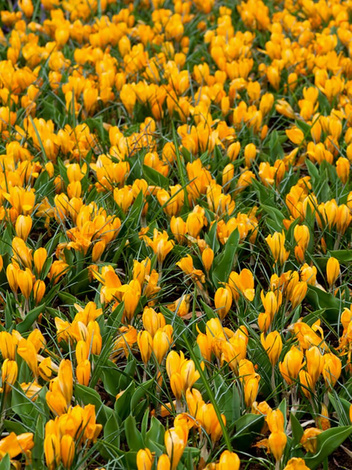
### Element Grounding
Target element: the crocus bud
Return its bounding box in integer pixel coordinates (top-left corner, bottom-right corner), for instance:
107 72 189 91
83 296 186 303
137 330 153 365
15 215 32 241
326 257 340 286
18 268 33 299
33 279 45 304
165 425 188 470
244 143 256 167
218 450 241 469
279 346 303 385
268 431 287 461
322 353 342 388
214 286 232 320
2 359 18 394
157 454 171 470
202 247 214 272
60 434 75 469
261 331 282 365
76 360 91 386
137 448 154 470
336 157 350 184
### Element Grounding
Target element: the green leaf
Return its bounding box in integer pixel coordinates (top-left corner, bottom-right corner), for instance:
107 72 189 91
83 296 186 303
31 414 45 470
102 362 124 396
0 454 10 470
124 415 144 451
295 120 312 135
290 412 304 446
143 165 169 188
305 285 340 323
104 413 120 448
215 376 241 425
235 414 264 436
107 302 125 328
114 381 134 422
329 393 351 426
328 250 352 263
146 416 165 446
204 221 220 253
17 304 46 334
261 204 286 232
131 379 154 409
119 358 136 390
305 426 352 469
125 191 144 228
212 229 239 287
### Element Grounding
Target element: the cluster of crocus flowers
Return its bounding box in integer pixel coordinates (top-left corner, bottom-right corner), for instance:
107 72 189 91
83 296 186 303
257 409 287 465
2 0 352 467
44 404 102 469
6 237 48 307
197 318 248 373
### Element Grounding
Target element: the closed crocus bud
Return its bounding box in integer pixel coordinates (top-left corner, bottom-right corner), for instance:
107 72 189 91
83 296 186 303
227 141 241 161
279 346 304 385
202 247 214 272
76 359 91 386
136 448 154 470
268 431 287 461
92 240 106 262
326 257 340 286
289 281 308 309
2 359 18 394
44 434 61 469
350 404 352 424
142 308 165 338
244 376 259 408
299 370 313 398
214 286 232 320
0 332 17 360
57 359 73 404
218 450 240 469
137 330 153 365
170 216 187 243
260 331 282 365
34 247 47 275
18 268 33 299
300 428 322 453
60 434 75 469
15 215 32 241
306 346 324 385
197 332 212 362
336 157 350 184
259 93 274 115
165 425 188 470
244 143 256 167
221 96 230 115
265 231 289 265
157 454 171 470
284 458 310 470
322 353 342 388
153 330 170 364
222 163 234 189
267 409 285 433
186 212 203 238
267 66 280 90
33 279 45 304
294 225 310 252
